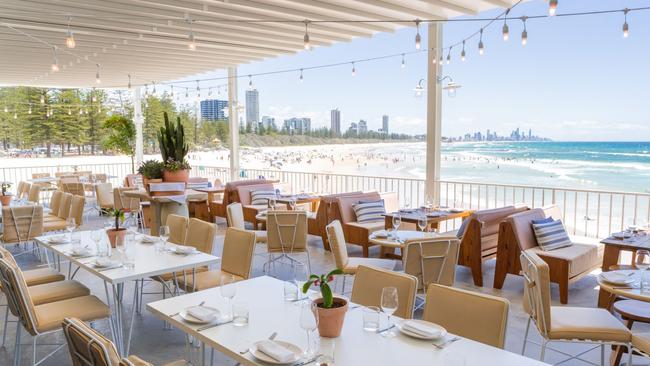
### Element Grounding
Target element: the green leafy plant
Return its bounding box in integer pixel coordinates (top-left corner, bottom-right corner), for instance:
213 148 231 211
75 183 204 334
102 115 136 172
1 182 12 196
137 159 164 179
164 158 191 172
302 269 344 308
107 208 125 230
157 112 189 170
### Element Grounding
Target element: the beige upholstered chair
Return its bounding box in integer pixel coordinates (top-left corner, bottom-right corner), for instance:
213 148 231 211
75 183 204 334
423 284 509 349
43 193 72 232
402 236 460 293
113 188 143 229
95 183 114 211
0 258 111 366
27 184 40 204
177 228 256 292
520 251 631 364
63 182 86 197
19 182 32 199
628 333 650 365
184 218 217 254
326 220 395 293
227 202 267 243
58 192 73 219
1 205 43 245
166 214 188 245
265 210 310 272
47 191 63 220
16 181 25 198
350 265 418 319
63 318 185 366
69 195 86 227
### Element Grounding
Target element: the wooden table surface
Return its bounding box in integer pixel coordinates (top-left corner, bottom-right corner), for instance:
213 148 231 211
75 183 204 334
384 208 472 231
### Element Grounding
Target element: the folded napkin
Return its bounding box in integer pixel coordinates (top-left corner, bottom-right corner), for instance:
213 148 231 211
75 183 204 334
600 271 633 284
186 306 216 322
402 320 442 338
48 236 67 244
175 245 195 254
140 236 156 243
372 230 389 238
257 340 295 363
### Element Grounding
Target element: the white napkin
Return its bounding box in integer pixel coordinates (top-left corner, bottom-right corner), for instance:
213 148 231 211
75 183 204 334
372 230 389 238
174 245 195 254
186 306 216 322
140 236 156 243
48 236 67 244
402 320 442 338
257 340 295 363
600 271 633 284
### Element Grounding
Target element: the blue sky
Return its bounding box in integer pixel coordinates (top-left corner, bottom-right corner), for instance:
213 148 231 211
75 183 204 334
179 0 650 141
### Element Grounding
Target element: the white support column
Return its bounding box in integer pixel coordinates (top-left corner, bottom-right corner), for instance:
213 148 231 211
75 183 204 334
133 87 144 171
425 22 443 204
228 67 240 181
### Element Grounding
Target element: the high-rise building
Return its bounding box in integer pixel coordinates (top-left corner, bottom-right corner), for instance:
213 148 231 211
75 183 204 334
200 99 228 121
382 115 389 134
261 116 275 130
348 122 358 136
245 89 259 125
330 109 341 137
358 120 368 134
283 118 311 135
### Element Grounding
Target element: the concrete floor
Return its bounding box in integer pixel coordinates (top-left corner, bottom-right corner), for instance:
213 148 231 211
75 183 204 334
1 214 648 366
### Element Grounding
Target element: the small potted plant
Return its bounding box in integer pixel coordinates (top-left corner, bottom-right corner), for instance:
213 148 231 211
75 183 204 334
105 208 126 248
0 182 12 206
137 159 164 193
302 269 347 338
157 112 191 183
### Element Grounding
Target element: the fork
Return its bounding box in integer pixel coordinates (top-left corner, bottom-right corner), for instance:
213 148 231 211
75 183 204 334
432 337 460 349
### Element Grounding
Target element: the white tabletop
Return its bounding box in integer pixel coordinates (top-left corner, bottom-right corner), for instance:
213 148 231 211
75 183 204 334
27 177 57 183
147 276 548 366
36 231 220 284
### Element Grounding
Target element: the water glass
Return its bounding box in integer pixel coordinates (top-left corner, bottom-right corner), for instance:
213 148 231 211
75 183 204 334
66 217 76 242
316 338 336 366
392 213 401 232
381 287 398 337
220 274 237 319
299 302 319 358
232 302 249 327
123 239 135 269
283 281 298 301
636 249 650 293
362 306 380 332
158 225 170 252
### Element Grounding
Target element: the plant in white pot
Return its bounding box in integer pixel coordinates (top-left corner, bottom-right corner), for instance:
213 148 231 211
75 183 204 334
301 268 347 338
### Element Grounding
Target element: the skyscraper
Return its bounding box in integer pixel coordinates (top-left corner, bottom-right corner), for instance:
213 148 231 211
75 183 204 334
200 99 228 120
330 109 341 137
358 120 368 134
245 89 259 125
382 115 389 134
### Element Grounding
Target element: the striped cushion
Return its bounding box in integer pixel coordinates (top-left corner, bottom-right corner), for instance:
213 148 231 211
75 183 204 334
532 219 572 251
352 200 385 223
250 190 277 206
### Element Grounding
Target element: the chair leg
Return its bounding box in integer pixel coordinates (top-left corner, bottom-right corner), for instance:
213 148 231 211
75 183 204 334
540 340 547 362
1 305 9 348
32 334 37 366
628 345 634 366
13 323 21 366
521 317 531 355
600 344 605 366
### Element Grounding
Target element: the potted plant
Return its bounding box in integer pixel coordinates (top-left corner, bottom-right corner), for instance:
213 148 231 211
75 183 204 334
302 269 347 338
157 112 190 183
105 208 126 248
137 159 164 193
0 183 12 206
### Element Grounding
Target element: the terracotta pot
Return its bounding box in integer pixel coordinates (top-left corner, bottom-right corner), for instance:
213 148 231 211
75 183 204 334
0 194 12 206
106 228 127 248
314 297 348 338
163 169 190 184
143 178 163 193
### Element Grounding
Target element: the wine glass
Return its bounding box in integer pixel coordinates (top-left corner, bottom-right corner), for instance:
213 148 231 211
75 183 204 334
220 274 237 319
299 302 319 358
636 250 650 293
417 215 428 232
381 287 399 337
158 225 170 252
391 213 401 239
425 195 433 211
293 263 309 303
404 197 410 211
268 197 277 210
289 199 296 210
66 217 76 242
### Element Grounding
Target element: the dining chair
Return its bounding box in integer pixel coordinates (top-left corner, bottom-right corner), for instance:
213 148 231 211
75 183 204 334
63 182 86 197
27 184 40 204
58 192 73 219
47 191 63 219
184 218 217 254
69 195 86 227
350 265 418 319
113 188 143 230
402 236 460 294
326 220 396 294
19 182 32 199
265 210 310 273
43 193 72 233
0 258 111 366
166 214 188 245
1 205 44 256
423 284 509 348
16 181 25 197
177 227 256 292
519 251 631 365
227 202 267 243
62 318 186 366
95 183 114 212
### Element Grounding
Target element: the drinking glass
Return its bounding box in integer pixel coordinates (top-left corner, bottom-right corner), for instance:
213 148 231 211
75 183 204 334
299 302 318 358
123 237 135 269
316 338 336 366
232 302 249 327
391 213 401 240
293 263 309 302
362 306 380 332
115 235 126 266
381 287 398 337
158 225 170 252
268 197 277 210
425 195 433 211
66 217 76 242
636 250 650 293
417 215 428 232
404 197 410 210
289 199 296 210
220 274 237 319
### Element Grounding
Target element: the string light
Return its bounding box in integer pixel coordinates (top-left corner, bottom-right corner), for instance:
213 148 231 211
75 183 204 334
521 17 528 46
196 80 200 99
549 0 558 16
351 62 356 76
414 20 421 50
3 105 7 113
28 105 32 114
13 111 17 119
208 87 212 96
170 85 174 98
95 64 101 84
188 20 196 51
438 55 443 65
478 28 485 55
401 53 406 68
92 88 97 102
185 87 189 98
248 75 254 90
446 47 451 65
127 74 131 89
68 107 72 115
623 9 629 38
152 82 156 94
144 84 149 96
51 47 59 72
502 19 510 41
461 41 466 61
299 68 304 83
65 16 76 49
303 21 310 50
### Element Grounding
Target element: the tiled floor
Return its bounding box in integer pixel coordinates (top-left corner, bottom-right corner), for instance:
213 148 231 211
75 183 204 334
1 214 647 365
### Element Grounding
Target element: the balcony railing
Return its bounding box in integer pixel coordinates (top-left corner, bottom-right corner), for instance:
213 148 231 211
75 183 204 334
2 162 647 239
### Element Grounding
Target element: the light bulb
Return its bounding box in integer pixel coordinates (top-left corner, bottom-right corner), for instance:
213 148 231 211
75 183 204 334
461 49 466 62
623 22 629 38
13 112 17 119
3 106 7 113
248 75 253 90
40 95 45 104
303 22 310 50
128 74 132 89
96 73 101 84
438 55 443 65
188 33 196 50
502 23 509 41
446 53 450 65
479 41 485 55
351 63 356 76
299 69 304 83
28 106 32 114
65 32 76 49
51 62 59 72
401 54 406 68
521 30 528 46
548 0 558 16
68 108 72 115
414 20 421 50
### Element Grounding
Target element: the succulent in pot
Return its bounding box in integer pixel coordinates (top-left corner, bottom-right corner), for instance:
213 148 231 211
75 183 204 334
157 112 190 183
137 159 164 192
302 269 347 338
105 208 126 248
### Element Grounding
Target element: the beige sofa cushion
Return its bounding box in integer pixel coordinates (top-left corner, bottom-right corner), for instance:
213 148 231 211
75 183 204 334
526 241 601 277
35 295 110 332
29 280 90 305
346 221 384 232
549 307 631 342
23 268 65 286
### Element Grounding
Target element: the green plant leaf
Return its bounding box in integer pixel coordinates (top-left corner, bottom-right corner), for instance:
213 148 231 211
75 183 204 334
321 283 333 308
326 268 344 278
302 280 313 294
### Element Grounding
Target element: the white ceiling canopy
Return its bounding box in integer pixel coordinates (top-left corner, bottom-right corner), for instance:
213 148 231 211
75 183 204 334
0 0 515 88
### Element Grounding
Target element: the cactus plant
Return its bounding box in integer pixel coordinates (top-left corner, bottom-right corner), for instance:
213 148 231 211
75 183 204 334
157 112 189 171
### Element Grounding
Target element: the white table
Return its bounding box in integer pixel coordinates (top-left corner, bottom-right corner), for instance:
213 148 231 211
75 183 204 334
36 231 220 357
147 276 549 366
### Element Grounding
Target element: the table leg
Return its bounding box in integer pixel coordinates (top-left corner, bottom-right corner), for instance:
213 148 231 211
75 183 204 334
150 201 162 236
598 246 622 308
104 282 130 357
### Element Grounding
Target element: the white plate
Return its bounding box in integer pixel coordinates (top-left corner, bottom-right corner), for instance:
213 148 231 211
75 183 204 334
599 271 636 285
250 340 302 365
395 319 447 340
179 306 220 324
